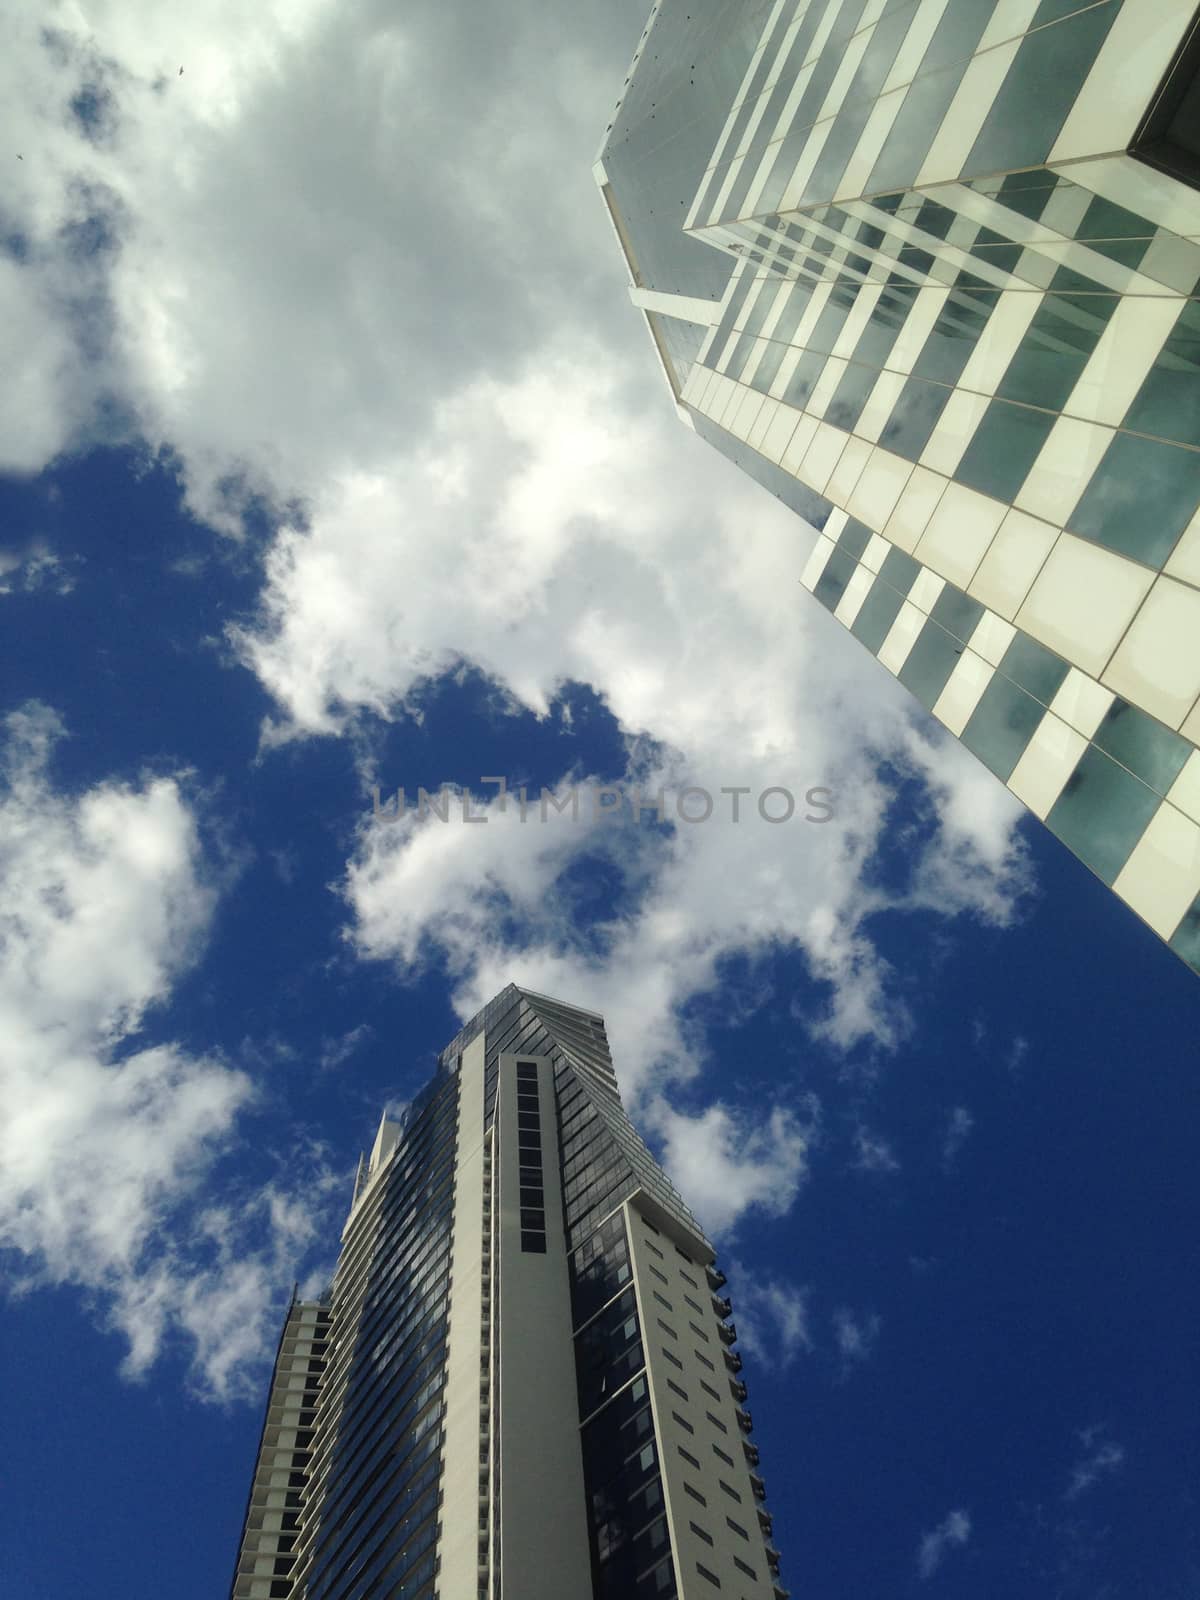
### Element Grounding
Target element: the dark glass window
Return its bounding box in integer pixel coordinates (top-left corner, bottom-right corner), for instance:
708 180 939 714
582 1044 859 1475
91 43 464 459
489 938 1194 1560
1046 746 1162 885
1093 700 1192 795
1067 431 1200 568
1130 14 1200 191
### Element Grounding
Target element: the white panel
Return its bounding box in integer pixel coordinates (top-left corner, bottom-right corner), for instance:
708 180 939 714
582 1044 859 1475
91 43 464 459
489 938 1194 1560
978 0 1040 49
1051 0 1196 162
717 377 744 428
799 422 848 492
817 26 871 122
1103 577 1200 730
824 507 850 543
920 388 992 477
628 287 724 326
836 85 907 200
1168 752 1200 826
760 404 803 464
1016 533 1155 678
967 508 1058 621
957 290 1042 398
1065 297 1185 427
884 286 949 373
741 334 773 390
878 601 926 672
1049 667 1115 740
781 412 820 473
779 116 835 211
917 40 1021 188
825 434 873 503
1139 231 1200 295
1164 505 1200 589
847 448 913 531
933 649 995 737
439 1032 489 1599
807 354 849 418
1016 416 1115 526
1113 804 1200 940
1007 712 1088 821
1062 153 1200 240
800 533 836 592
862 533 891 574
835 564 875 627
883 464 948 554
883 0 951 92
909 568 945 614
915 482 1007 589
747 392 778 450
968 610 1017 667
854 368 909 442
831 286 884 360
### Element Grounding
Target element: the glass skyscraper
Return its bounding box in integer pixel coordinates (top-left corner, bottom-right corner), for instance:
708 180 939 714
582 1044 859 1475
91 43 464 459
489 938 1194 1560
596 0 1200 973
230 986 786 1600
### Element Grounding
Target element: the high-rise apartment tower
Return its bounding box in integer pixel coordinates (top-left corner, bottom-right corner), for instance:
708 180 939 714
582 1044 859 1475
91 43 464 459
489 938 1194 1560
230 987 786 1600
596 0 1200 974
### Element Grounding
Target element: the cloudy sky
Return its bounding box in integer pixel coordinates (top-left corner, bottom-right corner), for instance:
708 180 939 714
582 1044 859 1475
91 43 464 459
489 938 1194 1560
2 2 1198 1597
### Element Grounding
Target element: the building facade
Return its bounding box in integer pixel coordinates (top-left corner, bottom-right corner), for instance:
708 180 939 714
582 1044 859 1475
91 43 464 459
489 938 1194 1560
596 0 1200 974
230 986 786 1600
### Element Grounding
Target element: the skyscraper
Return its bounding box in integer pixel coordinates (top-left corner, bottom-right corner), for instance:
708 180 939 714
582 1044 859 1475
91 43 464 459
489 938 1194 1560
596 0 1200 974
230 987 786 1600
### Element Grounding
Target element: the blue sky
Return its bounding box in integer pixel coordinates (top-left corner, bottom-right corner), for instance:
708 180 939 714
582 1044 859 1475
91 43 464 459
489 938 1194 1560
2 4 1199 1598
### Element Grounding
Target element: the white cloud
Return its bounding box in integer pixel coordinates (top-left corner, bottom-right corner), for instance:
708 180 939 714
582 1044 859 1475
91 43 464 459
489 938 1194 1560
0 703 327 1397
319 1022 373 1071
1066 1426 1125 1501
831 1305 881 1368
1006 1034 1031 1073
732 1276 812 1370
942 1106 974 1168
917 1509 972 1580
853 1124 900 1175
653 1099 818 1238
1 0 1034 1249
0 539 80 596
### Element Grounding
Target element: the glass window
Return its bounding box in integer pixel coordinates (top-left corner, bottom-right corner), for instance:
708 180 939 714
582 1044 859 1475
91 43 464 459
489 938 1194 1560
1130 14 1200 193
1093 701 1192 795
824 361 881 432
851 577 906 655
1169 893 1200 973
955 398 1055 503
1067 430 1200 568
897 621 962 711
998 634 1069 706
838 517 874 561
930 585 984 647
813 546 859 613
965 5 1120 174
1122 301 1200 450
878 375 952 462
1046 746 1162 885
961 675 1046 781
879 545 920 595
998 292 1113 411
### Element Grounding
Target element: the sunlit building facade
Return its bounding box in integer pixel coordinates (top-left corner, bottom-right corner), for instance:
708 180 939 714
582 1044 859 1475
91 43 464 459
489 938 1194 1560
230 986 786 1600
596 0 1200 973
